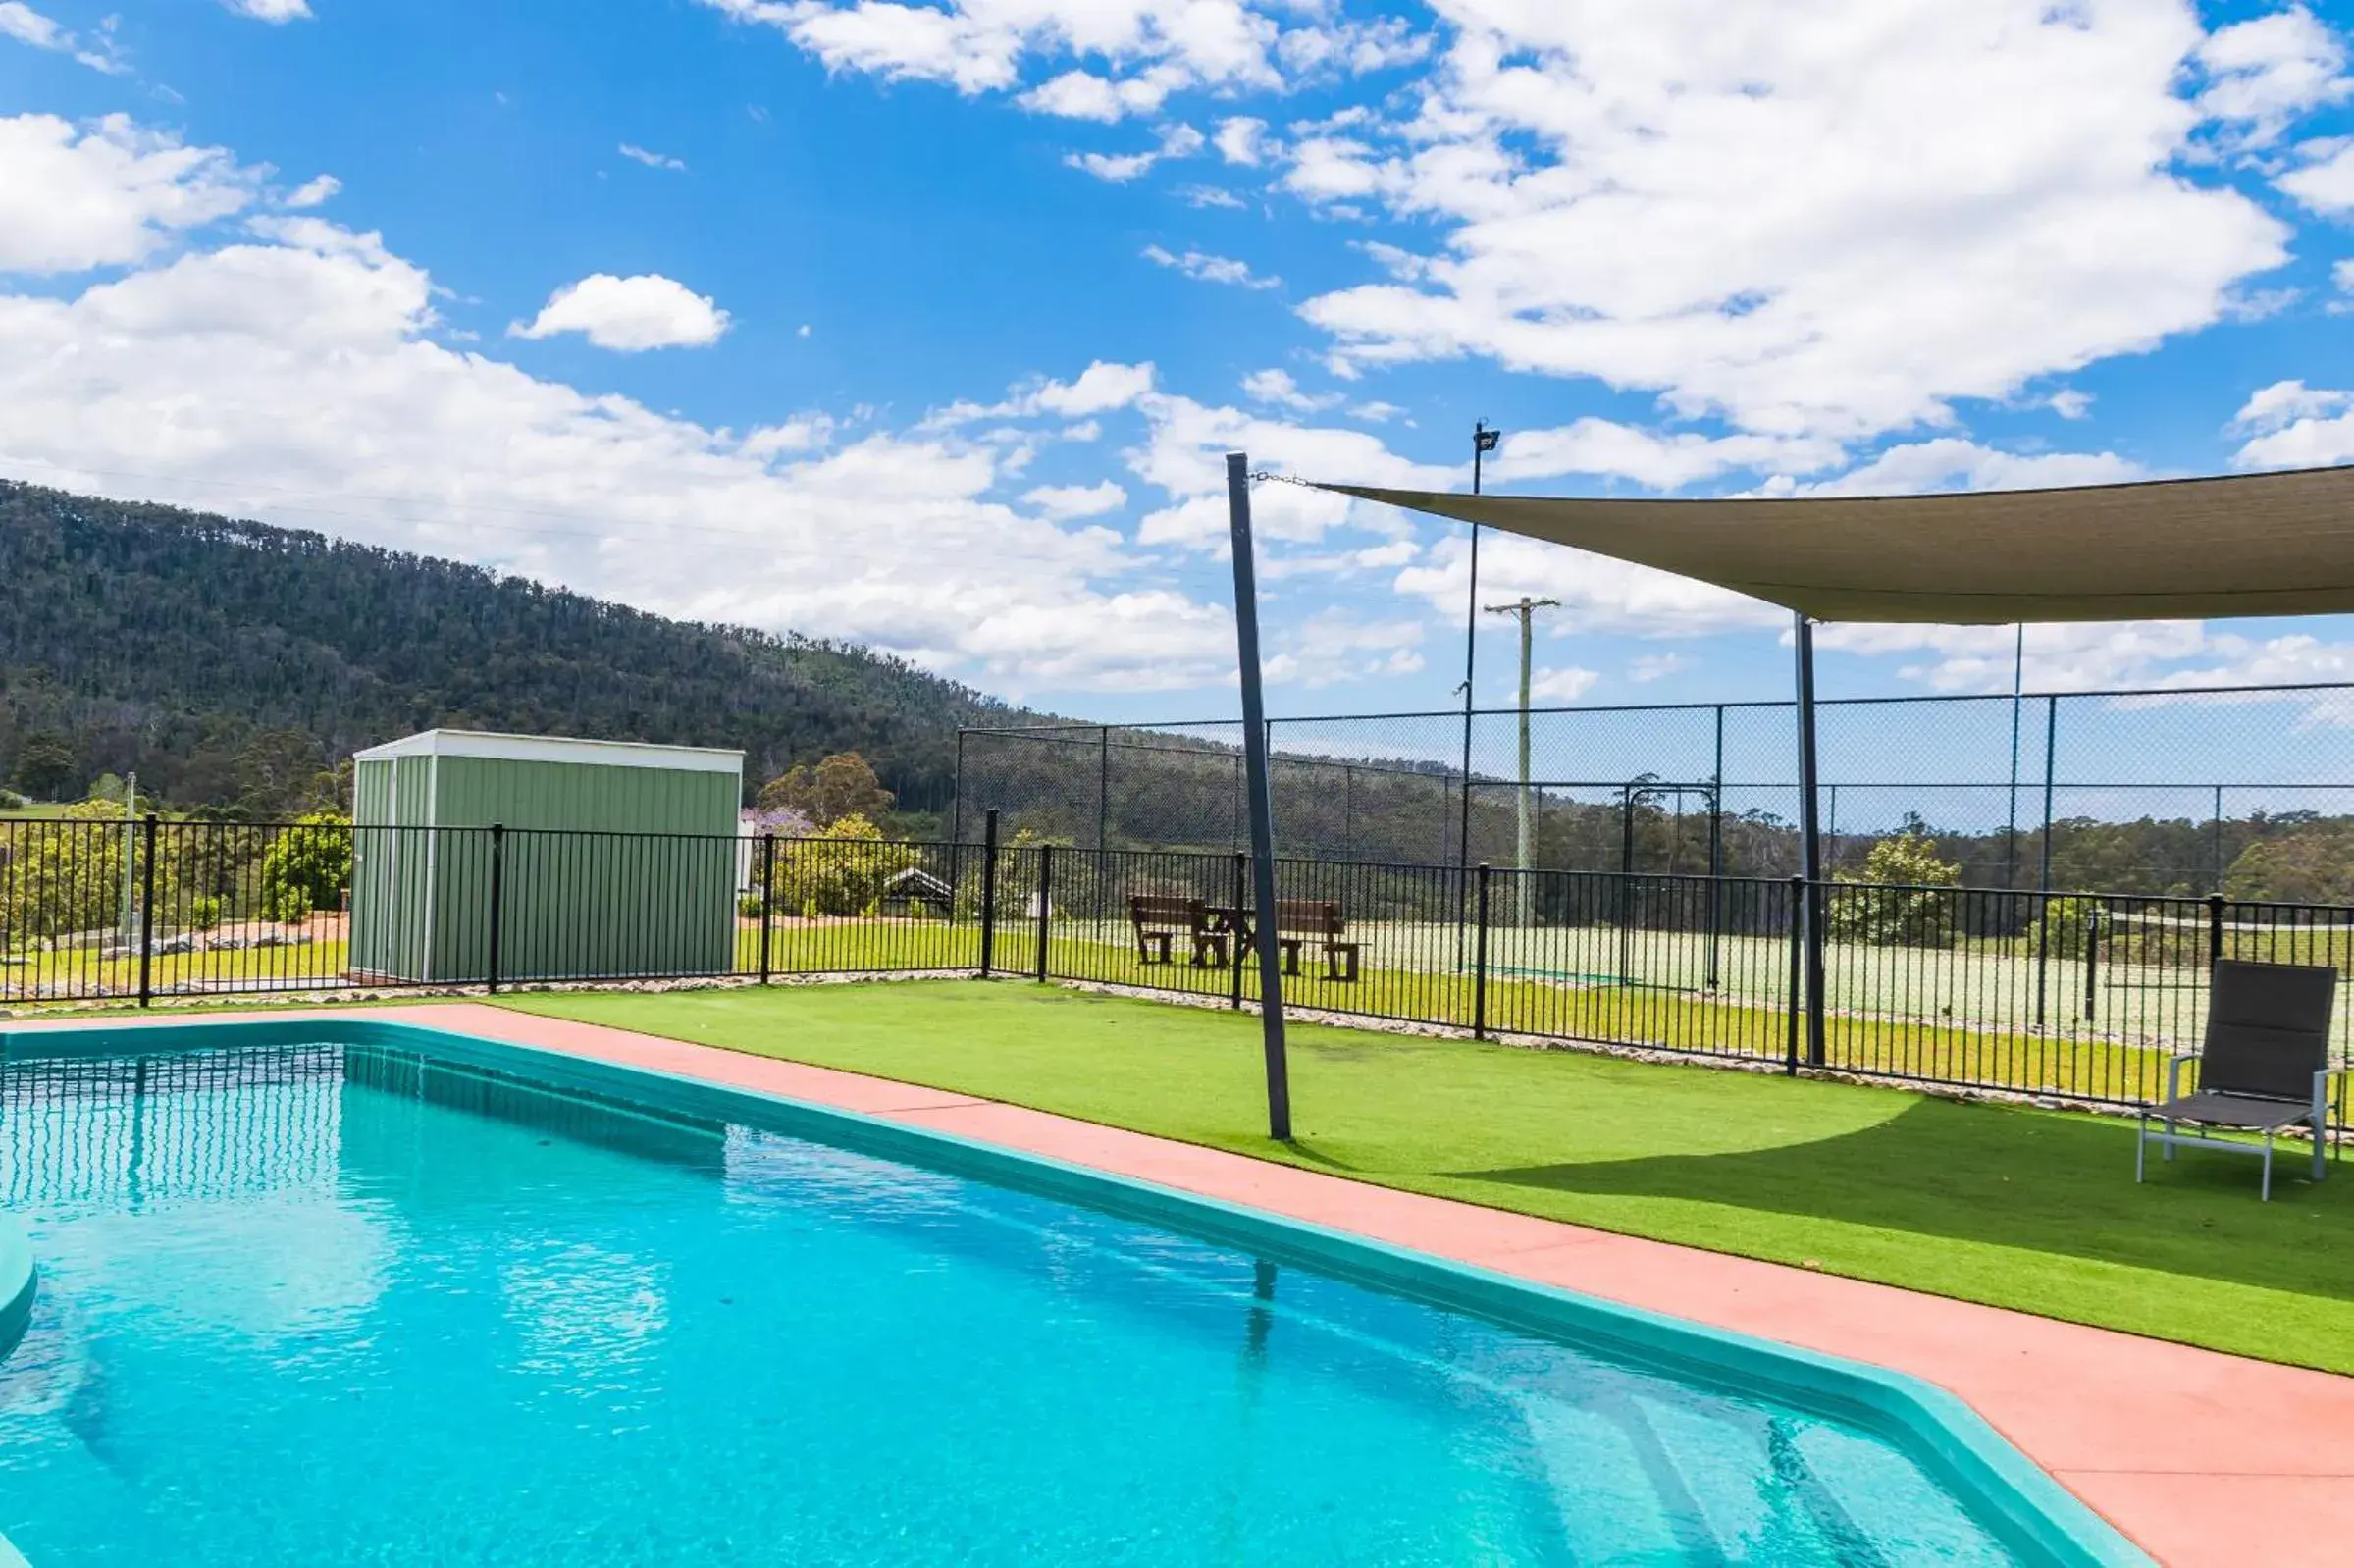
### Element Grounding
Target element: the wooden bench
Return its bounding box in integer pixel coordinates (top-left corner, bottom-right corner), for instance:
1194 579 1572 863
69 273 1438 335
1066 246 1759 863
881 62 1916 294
1129 895 1227 967
1239 899 1361 982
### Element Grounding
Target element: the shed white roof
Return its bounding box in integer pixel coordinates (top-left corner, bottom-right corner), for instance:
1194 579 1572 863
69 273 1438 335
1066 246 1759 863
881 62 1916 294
351 729 743 775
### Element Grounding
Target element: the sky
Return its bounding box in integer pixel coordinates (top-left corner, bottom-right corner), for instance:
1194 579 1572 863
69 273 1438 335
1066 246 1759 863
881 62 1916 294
7 0 2354 728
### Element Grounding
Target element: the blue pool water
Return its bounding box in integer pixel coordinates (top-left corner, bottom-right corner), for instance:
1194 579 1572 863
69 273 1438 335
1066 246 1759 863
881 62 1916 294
0 1036 2091 1564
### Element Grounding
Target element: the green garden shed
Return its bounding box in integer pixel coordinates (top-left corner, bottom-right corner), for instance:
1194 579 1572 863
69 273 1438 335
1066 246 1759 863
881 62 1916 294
348 730 744 984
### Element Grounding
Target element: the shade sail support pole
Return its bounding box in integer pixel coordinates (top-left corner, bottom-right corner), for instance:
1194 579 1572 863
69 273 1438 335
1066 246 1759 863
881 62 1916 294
1794 613 1828 1068
1228 452 1292 1143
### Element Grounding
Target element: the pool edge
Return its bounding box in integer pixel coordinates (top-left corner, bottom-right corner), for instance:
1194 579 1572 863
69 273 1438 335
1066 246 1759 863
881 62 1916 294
0 1212 32 1568
0 1216 30 1367
1 1014 2152 1568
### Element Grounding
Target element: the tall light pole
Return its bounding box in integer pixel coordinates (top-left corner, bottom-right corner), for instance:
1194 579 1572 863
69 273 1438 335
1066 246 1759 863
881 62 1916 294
1454 420 1501 969
1485 598 1558 925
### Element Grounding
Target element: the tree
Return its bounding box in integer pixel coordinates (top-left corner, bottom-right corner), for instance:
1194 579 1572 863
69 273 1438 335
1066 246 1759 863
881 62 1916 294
2223 820 2354 906
257 810 352 923
757 752 897 827
0 800 142 944
1826 829 1962 948
8 734 76 801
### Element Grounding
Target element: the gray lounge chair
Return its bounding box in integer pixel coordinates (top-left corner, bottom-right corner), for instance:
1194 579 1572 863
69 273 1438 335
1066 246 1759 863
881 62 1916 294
2138 958 2347 1200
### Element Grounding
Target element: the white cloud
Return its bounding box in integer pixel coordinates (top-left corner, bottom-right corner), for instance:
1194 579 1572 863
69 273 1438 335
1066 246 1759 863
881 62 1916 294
1394 529 1784 640
1142 243 1279 288
1294 2 2296 441
619 143 688 172
1022 70 1126 122
1036 360 1153 416
1127 392 1455 550
509 273 731 350
1214 115 1266 166
1811 621 2216 693
1066 119 1204 180
1240 367 1337 412
0 116 1236 692
1771 439 2141 497
2230 380 2354 468
1019 67 1187 122
2278 136 2354 213
1808 620 2354 697
1263 609 1425 687
0 1 122 71
1491 419 1843 490
0 115 260 274
2231 378 2352 435
1066 149 1158 183
222 0 312 19
924 359 1156 426
742 414 838 457
2195 6 2350 147
1527 665 1599 703
284 174 341 209
2048 389 2094 420
0 2 62 48
1175 183 1245 208
1021 479 1126 518
1627 653 1690 684
699 0 1404 117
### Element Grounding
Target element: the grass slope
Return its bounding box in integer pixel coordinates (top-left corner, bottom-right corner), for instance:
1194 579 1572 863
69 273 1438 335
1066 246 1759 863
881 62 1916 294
501 978 2354 1374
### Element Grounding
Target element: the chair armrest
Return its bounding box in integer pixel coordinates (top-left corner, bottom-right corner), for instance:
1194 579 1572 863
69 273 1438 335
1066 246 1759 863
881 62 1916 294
2167 1052 2198 1099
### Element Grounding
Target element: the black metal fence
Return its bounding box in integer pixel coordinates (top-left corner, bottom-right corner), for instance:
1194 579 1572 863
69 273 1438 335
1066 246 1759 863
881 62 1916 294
2 813 2347 1136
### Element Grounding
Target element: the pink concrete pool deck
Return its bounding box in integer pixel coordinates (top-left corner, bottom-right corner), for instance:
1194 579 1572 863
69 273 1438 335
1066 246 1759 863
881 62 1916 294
19 1001 2354 1566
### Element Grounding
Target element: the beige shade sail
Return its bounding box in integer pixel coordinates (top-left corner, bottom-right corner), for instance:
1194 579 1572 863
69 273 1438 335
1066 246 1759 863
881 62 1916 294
1316 465 2354 624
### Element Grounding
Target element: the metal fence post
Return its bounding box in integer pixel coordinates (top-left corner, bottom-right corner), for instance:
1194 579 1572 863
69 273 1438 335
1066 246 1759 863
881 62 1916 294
1786 875 1805 1074
486 823 505 994
137 813 158 1008
979 809 1000 977
1035 842 1053 982
759 834 776 984
2208 893 2226 970
2211 783 2224 894
952 730 967 848
2083 899 2100 1021
1473 863 1491 1039
1230 851 1247 1010
2034 695 2059 1027
1097 726 1111 862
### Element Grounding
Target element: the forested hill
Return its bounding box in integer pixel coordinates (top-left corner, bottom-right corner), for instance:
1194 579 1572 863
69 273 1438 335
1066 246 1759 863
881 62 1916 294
0 481 1039 817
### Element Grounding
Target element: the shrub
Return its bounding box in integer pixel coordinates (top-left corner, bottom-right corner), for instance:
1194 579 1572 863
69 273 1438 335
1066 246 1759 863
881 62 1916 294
780 813 916 917
1826 830 1962 948
187 895 226 931
2026 895 2099 960
257 811 350 924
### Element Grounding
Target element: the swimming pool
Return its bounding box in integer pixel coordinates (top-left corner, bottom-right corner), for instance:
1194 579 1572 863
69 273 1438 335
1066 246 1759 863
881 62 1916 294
0 1019 2144 1565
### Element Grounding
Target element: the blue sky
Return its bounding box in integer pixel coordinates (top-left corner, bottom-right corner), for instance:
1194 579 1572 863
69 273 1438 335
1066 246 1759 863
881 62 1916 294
7 0 2354 728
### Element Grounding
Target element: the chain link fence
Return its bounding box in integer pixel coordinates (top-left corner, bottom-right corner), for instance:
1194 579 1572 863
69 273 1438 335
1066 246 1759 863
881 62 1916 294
955 682 2354 900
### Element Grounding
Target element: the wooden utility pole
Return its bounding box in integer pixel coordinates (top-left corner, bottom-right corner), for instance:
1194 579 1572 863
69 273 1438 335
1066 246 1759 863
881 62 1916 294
1484 598 1558 925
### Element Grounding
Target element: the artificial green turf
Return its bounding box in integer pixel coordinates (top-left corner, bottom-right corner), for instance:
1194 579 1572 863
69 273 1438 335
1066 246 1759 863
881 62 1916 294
497 977 2354 1374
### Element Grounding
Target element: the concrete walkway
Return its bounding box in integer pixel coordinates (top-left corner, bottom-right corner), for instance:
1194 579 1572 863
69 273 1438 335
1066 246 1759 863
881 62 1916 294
21 1001 2354 1565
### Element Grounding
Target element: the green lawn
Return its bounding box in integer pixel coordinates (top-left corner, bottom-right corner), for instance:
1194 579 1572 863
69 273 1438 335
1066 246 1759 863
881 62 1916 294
498 977 2354 1375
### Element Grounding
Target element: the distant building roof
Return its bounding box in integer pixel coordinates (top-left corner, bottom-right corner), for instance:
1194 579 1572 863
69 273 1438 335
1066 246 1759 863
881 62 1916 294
353 729 742 775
